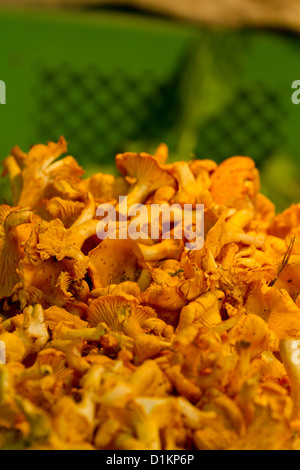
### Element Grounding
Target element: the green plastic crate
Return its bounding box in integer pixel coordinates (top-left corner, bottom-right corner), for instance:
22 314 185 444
0 7 300 210
0 8 196 165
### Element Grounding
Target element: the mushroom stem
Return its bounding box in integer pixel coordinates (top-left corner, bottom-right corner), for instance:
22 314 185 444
132 239 183 262
71 192 95 228
116 184 150 211
54 323 134 352
54 324 107 341
2 156 22 205
4 208 32 234
174 161 198 191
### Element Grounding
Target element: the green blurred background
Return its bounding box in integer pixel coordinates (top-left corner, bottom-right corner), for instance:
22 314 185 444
0 4 300 212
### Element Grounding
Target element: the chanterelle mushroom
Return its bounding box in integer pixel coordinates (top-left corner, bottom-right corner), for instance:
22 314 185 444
2 137 84 209
1 136 300 451
210 156 260 210
0 206 32 301
115 152 177 209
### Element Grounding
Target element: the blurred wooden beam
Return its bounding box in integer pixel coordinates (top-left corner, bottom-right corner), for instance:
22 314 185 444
1 0 300 33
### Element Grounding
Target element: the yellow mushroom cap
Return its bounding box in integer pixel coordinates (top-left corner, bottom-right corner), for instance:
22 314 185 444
115 152 177 207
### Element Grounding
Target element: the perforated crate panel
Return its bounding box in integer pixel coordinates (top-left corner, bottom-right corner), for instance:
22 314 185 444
34 64 180 168
195 84 286 164
34 64 286 168
0 8 194 168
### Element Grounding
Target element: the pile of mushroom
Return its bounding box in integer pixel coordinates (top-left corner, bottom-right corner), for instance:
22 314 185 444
0 136 300 450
